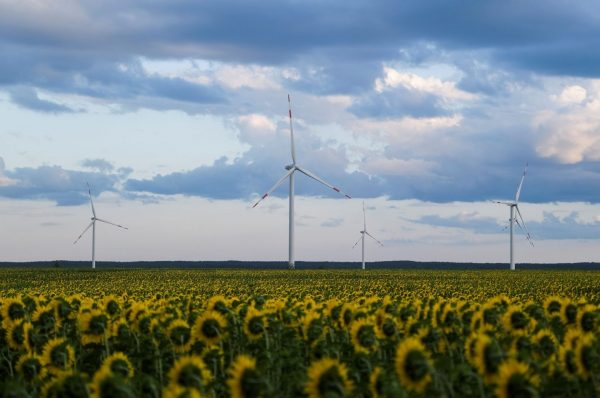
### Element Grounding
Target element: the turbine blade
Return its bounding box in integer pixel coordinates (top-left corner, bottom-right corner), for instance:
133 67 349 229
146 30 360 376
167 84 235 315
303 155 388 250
295 166 352 199
515 206 534 246
252 168 294 208
352 234 363 249
515 163 528 202
365 231 384 246
95 218 128 230
73 221 94 244
288 94 297 164
86 182 96 217
494 201 514 206
363 201 366 231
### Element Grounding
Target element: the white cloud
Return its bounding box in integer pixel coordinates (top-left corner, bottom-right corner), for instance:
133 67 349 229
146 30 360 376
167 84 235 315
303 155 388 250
556 85 587 104
214 65 281 90
535 84 600 164
235 113 277 144
374 67 476 101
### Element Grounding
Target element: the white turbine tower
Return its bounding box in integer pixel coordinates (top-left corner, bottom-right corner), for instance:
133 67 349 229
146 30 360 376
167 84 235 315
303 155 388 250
495 164 533 270
73 183 128 269
352 201 383 270
252 95 352 270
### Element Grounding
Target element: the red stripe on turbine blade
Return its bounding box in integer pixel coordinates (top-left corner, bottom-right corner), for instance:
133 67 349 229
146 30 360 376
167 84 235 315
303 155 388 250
345 194 352 199
262 193 268 199
333 187 340 192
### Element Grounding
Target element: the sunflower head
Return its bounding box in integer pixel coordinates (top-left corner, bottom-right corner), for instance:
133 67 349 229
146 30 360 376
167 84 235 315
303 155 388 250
302 311 324 345
502 305 530 334
575 333 598 379
350 318 378 354
41 337 75 375
369 367 385 398
395 337 432 393
16 353 47 381
474 333 504 381
100 352 135 379
227 355 264 398
91 365 135 398
377 315 398 340
6 319 33 351
533 329 558 362
560 299 577 325
192 310 227 347
207 295 230 315
102 295 121 317
32 303 58 332
78 309 109 346
2 297 26 327
576 304 598 333
167 319 193 352
41 371 88 398
305 357 353 398
167 355 211 393
243 307 266 341
543 296 562 318
495 360 539 398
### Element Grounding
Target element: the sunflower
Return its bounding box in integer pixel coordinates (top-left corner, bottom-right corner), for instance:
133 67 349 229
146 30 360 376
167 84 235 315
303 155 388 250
305 357 353 398
302 311 324 345
102 295 122 318
502 305 531 334
350 317 378 354
464 333 479 366
532 329 558 362
575 333 597 379
100 352 135 379
243 307 266 341
395 337 432 393
559 345 580 379
32 303 59 332
495 359 539 398
6 319 32 351
473 333 504 382
16 353 47 381
41 337 75 375
79 309 110 346
543 296 562 318
192 310 227 346
207 295 230 315
40 371 88 398
90 365 135 398
1 297 26 329
167 356 211 393
560 298 577 325
339 303 356 329
227 355 263 398
576 304 598 333
369 367 385 398
377 315 398 340
167 319 194 353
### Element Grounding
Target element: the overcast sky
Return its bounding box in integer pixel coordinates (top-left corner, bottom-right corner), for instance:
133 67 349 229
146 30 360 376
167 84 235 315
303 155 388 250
1 0 600 264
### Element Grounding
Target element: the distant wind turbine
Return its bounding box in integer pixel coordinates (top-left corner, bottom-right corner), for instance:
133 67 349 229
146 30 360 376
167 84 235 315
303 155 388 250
73 183 128 269
352 201 383 270
495 164 533 270
252 95 352 270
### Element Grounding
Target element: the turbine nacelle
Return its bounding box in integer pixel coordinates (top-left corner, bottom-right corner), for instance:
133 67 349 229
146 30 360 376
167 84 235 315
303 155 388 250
285 164 295 171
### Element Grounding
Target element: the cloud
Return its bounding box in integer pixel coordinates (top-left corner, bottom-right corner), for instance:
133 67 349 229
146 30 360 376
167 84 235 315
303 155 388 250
0 160 124 205
0 157 16 186
81 159 114 172
410 212 502 234
9 86 75 113
534 84 600 164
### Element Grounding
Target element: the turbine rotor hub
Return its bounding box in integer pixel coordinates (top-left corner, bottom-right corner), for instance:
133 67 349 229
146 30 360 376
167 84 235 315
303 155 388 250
285 164 295 170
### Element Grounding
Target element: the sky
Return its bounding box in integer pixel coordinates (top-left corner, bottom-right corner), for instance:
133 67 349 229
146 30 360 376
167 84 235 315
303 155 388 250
1 0 600 264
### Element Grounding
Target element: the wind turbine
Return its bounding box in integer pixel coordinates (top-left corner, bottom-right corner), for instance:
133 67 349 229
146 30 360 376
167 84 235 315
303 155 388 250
352 201 383 270
73 183 128 269
252 95 352 270
495 164 533 270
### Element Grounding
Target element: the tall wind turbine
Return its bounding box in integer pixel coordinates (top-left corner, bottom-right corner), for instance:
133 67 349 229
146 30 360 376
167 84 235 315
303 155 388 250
73 183 128 269
252 95 351 270
495 164 533 270
352 201 383 270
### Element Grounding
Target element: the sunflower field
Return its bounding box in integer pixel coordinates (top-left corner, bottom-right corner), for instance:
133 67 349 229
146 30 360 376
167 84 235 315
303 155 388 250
0 268 599 398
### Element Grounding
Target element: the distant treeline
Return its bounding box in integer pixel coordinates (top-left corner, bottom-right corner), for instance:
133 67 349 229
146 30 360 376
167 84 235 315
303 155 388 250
1 260 600 270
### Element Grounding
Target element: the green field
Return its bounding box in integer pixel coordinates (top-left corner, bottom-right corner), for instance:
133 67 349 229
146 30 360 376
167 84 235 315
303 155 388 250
1 269 599 397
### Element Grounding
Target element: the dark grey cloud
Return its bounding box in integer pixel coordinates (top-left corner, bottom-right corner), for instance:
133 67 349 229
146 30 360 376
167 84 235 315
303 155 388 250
9 86 75 113
1 0 599 111
0 162 123 206
81 159 114 172
411 210 600 240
